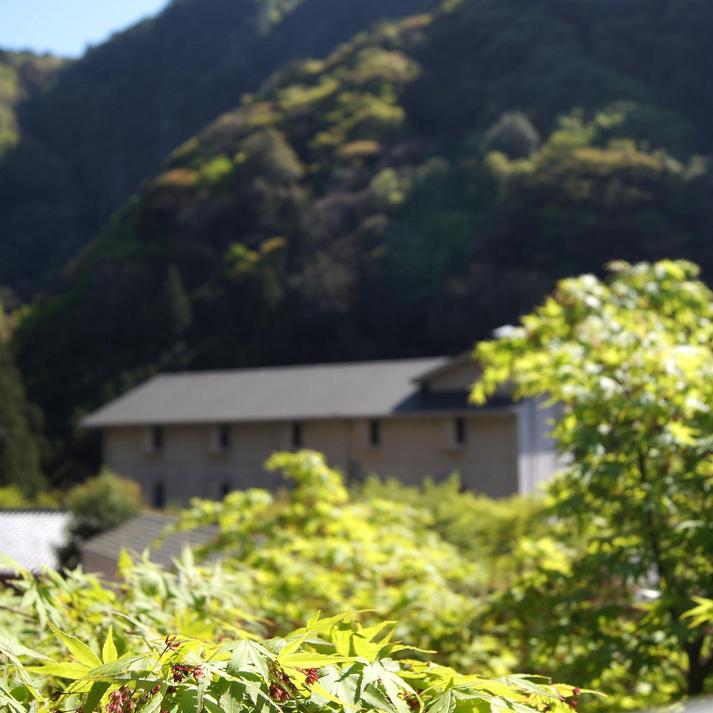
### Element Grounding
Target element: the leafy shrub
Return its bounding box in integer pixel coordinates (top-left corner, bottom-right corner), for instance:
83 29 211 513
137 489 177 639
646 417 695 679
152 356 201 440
167 451 486 669
356 475 544 587
57 470 142 569
0 485 59 509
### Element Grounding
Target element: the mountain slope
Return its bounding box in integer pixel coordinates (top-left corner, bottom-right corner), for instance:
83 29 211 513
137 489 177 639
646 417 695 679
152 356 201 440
0 50 64 155
0 307 44 492
16 0 713 480
0 0 435 294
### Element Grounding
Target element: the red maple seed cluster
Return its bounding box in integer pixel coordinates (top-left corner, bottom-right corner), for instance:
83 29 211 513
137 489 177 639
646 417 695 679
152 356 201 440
269 666 303 701
171 664 205 683
302 668 320 686
106 687 133 713
399 691 420 711
562 687 581 709
269 683 291 701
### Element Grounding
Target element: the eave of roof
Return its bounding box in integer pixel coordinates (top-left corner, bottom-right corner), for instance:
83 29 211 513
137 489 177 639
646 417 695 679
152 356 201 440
412 351 476 384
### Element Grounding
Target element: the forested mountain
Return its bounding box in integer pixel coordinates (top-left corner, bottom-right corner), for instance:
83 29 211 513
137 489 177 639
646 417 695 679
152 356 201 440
0 50 64 155
0 0 436 294
0 308 44 492
10 0 713 481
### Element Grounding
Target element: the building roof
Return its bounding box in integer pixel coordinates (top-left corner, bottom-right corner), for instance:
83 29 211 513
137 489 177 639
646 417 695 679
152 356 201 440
0 510 70 573
82 512 218 569
82 356 491 428
412 352 477 384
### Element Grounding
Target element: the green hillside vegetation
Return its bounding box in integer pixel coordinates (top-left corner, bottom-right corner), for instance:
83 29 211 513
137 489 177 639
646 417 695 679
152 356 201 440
0 0 435 293
0 50 63 155
14 0 713 480
0 306 44 493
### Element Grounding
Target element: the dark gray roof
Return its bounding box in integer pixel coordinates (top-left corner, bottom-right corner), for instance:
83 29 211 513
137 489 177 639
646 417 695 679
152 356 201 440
0 510 70 572
82 512 218 568
83 357 455 428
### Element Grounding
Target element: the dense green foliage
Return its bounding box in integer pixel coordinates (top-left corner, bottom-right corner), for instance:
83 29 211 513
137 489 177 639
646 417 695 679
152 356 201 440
58 471 143 568
167 451 488 671
357 475 544 587
472 260 713 707
0 453 587 713
10 0 713 481
0 331 44 493
0 557 584 713
0 485 58 509
0 0 434 293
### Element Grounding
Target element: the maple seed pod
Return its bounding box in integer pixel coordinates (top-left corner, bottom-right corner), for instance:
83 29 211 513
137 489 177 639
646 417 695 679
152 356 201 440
269 683 290 701
304 668 319 686
164 635 181 651
172 664 189 683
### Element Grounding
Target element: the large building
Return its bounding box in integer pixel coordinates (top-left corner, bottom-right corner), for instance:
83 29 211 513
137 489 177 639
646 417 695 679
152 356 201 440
82 355 560 506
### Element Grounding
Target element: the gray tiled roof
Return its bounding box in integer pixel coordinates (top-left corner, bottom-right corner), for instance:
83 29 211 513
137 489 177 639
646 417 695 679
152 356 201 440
0 510 70 572
82 512 218 568
83 357 452 428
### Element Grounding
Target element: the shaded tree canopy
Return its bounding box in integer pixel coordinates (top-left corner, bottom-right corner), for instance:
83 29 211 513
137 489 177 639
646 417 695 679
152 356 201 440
0 327 44 493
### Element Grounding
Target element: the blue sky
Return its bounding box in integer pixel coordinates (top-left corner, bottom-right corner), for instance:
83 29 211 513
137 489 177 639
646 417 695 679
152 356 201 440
0 0 169 57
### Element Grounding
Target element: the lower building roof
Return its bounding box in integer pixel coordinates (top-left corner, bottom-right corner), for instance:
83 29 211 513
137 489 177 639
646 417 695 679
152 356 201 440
82 512 218 569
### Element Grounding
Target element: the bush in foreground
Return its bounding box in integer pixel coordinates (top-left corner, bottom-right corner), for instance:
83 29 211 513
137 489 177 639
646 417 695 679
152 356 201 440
472 260 713 705
0 557 588 713
167 451 485 670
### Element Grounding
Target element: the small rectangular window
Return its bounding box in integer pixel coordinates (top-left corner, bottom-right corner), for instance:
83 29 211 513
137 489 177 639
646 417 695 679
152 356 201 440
369 419 381 448
291 421 303 449
218 424 231 451
153 481 166 509
220 481 231 499
454 417 466 446
151 426 164 452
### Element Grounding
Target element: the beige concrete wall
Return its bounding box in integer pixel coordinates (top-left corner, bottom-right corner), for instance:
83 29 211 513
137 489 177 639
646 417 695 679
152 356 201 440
354 414 519 496
105 422 288 505
103 411 520 503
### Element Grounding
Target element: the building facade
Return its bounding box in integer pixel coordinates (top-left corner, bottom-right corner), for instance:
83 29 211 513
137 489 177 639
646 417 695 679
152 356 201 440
83 356 561 505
